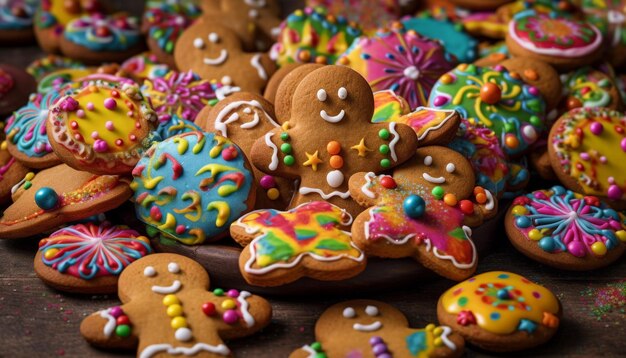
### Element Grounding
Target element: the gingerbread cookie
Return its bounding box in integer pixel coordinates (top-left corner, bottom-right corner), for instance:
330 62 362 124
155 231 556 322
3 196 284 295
195 92 295 210
35 223 152 294
506 186 626 270
0 140 29 205
60 13 144 65
120 52 170 83
560 66 622 112
548 107 626 209
429 64 547 157
506 11 604 71
131 131 256 245
80 253 272 357
306 0 402 32
272 63 324 121
499 56 562 113
0 0 36 44
581 0 626 67
339 23 456 109
230 201 366 287
5 92 63 169
47 80 158 175
0 164 132 239
250 65 419 218
262 62 302 104
26 54 85 81
290 300 464 358
175 20 276 93
437 271 561 352
0 63 37 117
270 7 362 66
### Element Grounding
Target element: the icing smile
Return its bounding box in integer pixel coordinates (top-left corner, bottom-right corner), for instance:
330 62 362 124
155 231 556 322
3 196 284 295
151 280 182 294
423 172 446 184
320 109 345 123
203 50 228 65
353 321 382 332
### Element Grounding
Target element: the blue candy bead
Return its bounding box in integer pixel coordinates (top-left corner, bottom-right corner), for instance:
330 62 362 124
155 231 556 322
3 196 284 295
34 187 59 210
403 195 425 218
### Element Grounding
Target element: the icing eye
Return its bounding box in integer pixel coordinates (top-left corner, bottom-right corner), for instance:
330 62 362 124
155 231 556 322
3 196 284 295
424 156 433 166
365 305 379 316
168 262 180 274
208 32 220 43
193 38 205 49
143 266 156 277
446 163 456 173
243 107 252 114
338 87 347 100
343 307 356 318
317 89 327 102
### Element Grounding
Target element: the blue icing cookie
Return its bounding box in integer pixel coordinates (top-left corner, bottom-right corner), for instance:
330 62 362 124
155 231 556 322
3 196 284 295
131 131 255 245
402 16 478 63
0 0 36 30
5 92 60 159
64 14 141 52
156 116 202 140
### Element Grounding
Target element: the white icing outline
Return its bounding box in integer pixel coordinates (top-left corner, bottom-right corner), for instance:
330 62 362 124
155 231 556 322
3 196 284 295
422 173 445 184
411 106 457 142
264 132 279 171
439 326 457 351
353 321 382 332
237 291 255 328
250 54 268 80
214 100 279 137
301 345 317 358
360 172 377 199
388 122 399 162
508 19 602 57
99 309 117 337
203 50 228 65
484 189 495 211
151 280 182 294
139 343 230 358
299 186 351 199
320 109 345 123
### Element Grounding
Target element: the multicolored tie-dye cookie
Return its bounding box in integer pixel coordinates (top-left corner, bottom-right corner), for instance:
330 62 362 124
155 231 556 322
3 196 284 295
132 131 256 245
437 271 561 352
120 52 170 83
35 223 152 294
339 24 456 109
560 66 622 112
429 64 547 157
506 186 626 270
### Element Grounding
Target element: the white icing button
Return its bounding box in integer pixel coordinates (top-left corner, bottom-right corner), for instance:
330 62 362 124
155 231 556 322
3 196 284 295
143 266 156 277
168 262 180 273
342 307 356 318
193 38 204 49
337 87 347 100
175 327 193 342
326 170 344 188
243 107 252 114
446 163 455 173
221 76 232 85
208 32 219 43
365 305 379 316
249 9 259 18
403 65 420 80
424 155 433 166
317 89 327 102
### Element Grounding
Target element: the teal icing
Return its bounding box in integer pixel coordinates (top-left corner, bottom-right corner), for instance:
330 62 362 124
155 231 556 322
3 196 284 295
156 116 202 140
64 14 141 51
406 331 428 356
402 16 478 63
0 0 36 30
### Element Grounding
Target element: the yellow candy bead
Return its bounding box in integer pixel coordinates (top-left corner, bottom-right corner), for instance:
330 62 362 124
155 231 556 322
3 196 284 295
221 299 236 310
163 294 179 306
267 188 280 200
434 337 443 347
528 229 542 241
43 248 59 259
167 304 183 317
171 316 187 329
440 74 453 84
425 323 435 331
433 326 443 336
591 242 607 256
25 172 35 181
511 205 527 216
616 230 626 242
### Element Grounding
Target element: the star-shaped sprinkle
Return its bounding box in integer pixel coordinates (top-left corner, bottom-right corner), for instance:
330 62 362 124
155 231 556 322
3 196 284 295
303 150 323 171
350 138 373 157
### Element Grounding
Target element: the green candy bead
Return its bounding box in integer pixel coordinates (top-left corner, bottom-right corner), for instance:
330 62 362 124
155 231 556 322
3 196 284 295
529 115 541 127
280 132 289 141
378 128 390 140
379 144 389 154
213 288 224 296
432 186 444 199
311 342 322 351
24 181 32 190
280 143 292 154
284 155 295 166
380 159 391 168
503 122 515 133
115 324 131 337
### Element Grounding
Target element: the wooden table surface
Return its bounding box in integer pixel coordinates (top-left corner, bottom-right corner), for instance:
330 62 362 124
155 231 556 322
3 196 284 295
1 1 626 356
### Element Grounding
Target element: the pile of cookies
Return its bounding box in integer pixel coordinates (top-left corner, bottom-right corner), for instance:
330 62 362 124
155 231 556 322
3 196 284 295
0 0 624 355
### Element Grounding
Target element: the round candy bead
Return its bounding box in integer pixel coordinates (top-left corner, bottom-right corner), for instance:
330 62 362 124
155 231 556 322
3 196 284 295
459 200 474 215
511 205 528 216
171 316 187 329
326 141 341 155
227 289 239 298
378 129 390 140
616 230 626 242
34 187 59 210
202 302 216 316
109 306 123 318
591 241 607 256
528 229 542 241
167 304 184 317
221 299 236 310
163 294 179 306
496 288 510 300
115 324 131 337
403 195 425 218
222 309 239 324
380 176 396 189
284 155 295 166
380 159 391 168
267 188 280 200
431 186 444 200
329 155 344 169
259 175 276 189
116 315 130 325
443 193 457 206
480 82 501 104
213 288 224 296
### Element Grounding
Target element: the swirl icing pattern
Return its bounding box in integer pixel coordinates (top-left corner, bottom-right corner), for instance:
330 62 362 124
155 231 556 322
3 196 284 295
562 67 619 110
38 223 152 279
64 13 141 51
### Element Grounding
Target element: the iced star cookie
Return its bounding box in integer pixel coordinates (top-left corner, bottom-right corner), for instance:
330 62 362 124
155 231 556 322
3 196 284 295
0 63 37 117
560 66 622 112
250 65 419 218
270 7 363 66
0 0 37 44
35 223 152 294
339 24 456 109
230 201 366 287
60 13 144 65
580 0 626 66
0 164 132 239
132 131 255 245
47 81 158 175
195 92 295 210
548 107 626 209
120 52 170 83
0 140 29 205
306 0 402 32
290 300 464 358
175 20 276 93
429 64 547 157
505 11 604 71
506 186 626 270
437 271 561 352
80 253 272 357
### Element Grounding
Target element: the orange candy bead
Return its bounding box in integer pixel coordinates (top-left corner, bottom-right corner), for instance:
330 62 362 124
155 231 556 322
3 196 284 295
443 193 457 206
480 82 502 105
329 155 344 169
327 141 341 155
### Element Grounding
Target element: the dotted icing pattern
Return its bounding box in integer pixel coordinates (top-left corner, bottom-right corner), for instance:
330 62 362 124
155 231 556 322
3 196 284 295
429 64 546 157
362 172 477 270
0 0 36 30
132 131 254 245
441 271 560 335
402 16 478 63
26 55 85 81
580 0 626 47
306 0 399 32
38 223 152 279
121 52 170 81
270 7 362 66
143 1 201 55
339 24 455 109
64 13 141 52
562 67 618 110
511 186 626 258
551 107 626 201
234 201 364 274
5 92 60 158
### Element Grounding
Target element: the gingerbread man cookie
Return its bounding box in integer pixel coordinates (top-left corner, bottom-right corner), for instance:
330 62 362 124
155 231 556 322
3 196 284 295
195 92 295 210
250 65 419 218
0 164 132 239
290 300 464 358
80 253 272 357
437 271 561 352
230 201 366 287
175 21 276 93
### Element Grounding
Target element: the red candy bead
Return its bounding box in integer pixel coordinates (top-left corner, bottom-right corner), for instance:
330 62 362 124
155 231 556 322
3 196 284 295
479 82 501 105
202 302 216 316
116 315 130 325
459 200 474 215
380 176 396 189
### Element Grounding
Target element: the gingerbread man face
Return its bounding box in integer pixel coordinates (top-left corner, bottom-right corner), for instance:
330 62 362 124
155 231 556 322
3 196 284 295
175 21 276 93
413 146 476 200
